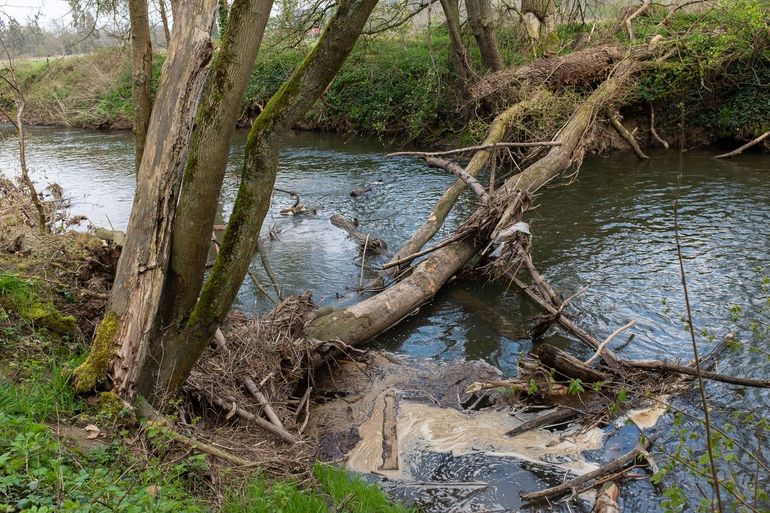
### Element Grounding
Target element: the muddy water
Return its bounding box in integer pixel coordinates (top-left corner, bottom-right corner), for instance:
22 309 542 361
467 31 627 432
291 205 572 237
2 126 769 511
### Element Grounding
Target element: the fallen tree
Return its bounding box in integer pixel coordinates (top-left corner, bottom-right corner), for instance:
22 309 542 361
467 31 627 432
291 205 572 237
308 58 641 345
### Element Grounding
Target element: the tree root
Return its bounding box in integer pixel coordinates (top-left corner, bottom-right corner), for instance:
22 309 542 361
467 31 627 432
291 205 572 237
609 110 649 160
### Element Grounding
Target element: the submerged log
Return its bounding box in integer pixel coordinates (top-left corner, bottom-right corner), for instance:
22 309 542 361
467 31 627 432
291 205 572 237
330 214 387 253
535 344 609 383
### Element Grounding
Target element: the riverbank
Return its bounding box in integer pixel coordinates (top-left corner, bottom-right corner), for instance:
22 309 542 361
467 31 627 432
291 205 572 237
3 4 768 153
0 178 415 512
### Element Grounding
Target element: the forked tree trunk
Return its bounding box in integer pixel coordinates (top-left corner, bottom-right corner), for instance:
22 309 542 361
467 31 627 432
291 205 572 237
465 0 504 71
133 0 380 402
128 0 154 170
439 0 473 85
308 59 639 345
72 0 218 398
161 0 273 347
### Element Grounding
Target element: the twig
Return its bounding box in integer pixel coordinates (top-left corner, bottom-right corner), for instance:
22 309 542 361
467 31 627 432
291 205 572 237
714 130 770 159
609 110 649 160
674 150 724 511
243 377 285 430
585 320 636 366
521 437 652 501
649 102 670 149
425 157 489 204
204 393 297 444
257 237 284 301
359 234 369 290
623 359 770 388
212 328 228 351
625 0 651 43
379 232 466 270
386 141 560 158
145 420 257 467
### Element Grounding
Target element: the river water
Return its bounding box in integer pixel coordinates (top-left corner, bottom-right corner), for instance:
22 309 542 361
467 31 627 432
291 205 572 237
2 126 769 511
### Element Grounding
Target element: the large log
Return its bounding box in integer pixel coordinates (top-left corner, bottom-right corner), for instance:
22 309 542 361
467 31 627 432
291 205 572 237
307 59 640 346
469 45 626 104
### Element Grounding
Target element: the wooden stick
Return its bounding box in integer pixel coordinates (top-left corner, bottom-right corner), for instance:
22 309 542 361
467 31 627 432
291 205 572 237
212 328 228 351
536 344 610 383
649 102 669 149
623 359 770 388
257 237 284 300
425 157 489 204
205 393 297 444
507 271 627 374
243 377 285 430
387 141 561 158
521 438 652 501
145 420 257 467
714 130 770 159
295 386 312 420
505 407 581 438
584 319 636 366
523 252 562 307
379 232 466 270
609 110 649 160
624 0 651 43
331 213 387 253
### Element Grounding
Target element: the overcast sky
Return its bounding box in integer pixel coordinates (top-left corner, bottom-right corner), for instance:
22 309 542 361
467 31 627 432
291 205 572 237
1 1 73 27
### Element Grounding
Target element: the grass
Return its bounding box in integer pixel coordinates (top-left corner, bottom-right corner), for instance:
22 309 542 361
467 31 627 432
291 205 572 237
222 464 414 513
0 271 412 513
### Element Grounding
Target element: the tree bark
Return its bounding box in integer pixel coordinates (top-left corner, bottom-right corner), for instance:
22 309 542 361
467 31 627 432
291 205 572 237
465 0 503 72
72 0 218 399
160 0 273 347
128 0 154 171
158 0 172 44
308 60 639 346
439 0 473 85
146 0 380 399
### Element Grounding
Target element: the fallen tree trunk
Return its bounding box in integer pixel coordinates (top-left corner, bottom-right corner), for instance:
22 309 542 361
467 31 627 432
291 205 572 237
330 214 387 253
308 59 639 346
469 45 626 104
377 90 549 284
535 344 609 383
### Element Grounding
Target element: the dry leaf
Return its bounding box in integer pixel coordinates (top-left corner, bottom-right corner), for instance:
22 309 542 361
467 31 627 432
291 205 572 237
84 424 101 439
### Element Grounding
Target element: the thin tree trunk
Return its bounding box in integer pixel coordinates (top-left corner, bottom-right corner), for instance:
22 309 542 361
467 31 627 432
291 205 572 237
308 60 639 345
16 99 47 234
158 0 172 44
145 0 380 399
128 0 154 171
72 0 218 399
160 0 273 346
465 0 503 71
439 0 473 85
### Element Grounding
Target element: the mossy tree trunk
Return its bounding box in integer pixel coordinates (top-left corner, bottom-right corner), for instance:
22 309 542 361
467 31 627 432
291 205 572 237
160 0 273 359
142 0 380 401
439 0 473 86
128 0 154 171
72 0 218 397
465 0 503 71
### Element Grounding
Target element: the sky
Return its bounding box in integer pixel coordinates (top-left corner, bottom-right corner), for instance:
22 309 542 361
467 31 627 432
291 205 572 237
1 0 73 27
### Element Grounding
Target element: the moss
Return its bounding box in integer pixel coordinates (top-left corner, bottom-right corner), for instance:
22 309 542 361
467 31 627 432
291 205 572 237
72 312 118 393
23 303 77 336
305 309 371 341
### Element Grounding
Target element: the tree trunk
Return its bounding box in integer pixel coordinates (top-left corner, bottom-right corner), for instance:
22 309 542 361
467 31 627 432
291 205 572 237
141 0 380 401
465 0 503 72
72 0 218 399
439 0 473 85
308 59 639 346
158 0 172 44
128 0 154 171
521 0 556 42
160 0 273 351
378 89 548 285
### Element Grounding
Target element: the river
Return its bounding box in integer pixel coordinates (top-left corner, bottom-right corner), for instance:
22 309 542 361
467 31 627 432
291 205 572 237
1 126 769 512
